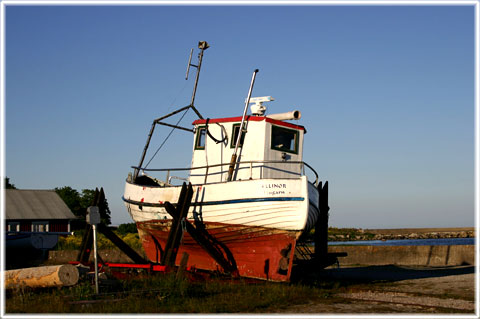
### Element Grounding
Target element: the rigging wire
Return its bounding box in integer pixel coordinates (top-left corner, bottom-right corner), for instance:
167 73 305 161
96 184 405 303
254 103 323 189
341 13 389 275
143 79 191 170
165 80 189 113
144 107 190 169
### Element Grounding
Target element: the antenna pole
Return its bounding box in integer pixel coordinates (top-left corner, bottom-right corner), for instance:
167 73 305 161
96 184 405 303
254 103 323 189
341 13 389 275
227 69 259 181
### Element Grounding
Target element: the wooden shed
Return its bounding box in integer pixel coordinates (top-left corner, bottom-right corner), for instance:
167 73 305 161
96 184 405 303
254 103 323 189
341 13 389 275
5 189 76 234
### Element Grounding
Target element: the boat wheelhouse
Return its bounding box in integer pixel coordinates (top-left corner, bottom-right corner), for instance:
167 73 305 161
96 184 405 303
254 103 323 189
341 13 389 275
123 41 324 281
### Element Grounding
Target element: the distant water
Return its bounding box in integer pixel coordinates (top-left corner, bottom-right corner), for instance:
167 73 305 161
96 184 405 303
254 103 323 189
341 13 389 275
328 237 475 246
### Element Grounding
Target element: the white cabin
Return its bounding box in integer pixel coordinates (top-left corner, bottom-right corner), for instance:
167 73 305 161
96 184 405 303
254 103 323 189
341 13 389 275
189 114 306 184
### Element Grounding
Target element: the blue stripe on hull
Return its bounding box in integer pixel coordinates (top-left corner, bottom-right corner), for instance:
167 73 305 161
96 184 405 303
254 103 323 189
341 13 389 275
204 197 304 205
122 196 304 207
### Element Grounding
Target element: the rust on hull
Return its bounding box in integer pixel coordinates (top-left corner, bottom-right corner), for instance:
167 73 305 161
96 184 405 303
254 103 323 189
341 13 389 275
137 220 298 282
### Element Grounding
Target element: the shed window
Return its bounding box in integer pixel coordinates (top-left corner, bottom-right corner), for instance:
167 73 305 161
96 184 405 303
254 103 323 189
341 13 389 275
7 222 19 232
271 126 299 154
195 126 206 150
32 221 48 232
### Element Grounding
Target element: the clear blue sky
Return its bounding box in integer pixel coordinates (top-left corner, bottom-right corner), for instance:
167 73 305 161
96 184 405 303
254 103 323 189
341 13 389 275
4 4 476 228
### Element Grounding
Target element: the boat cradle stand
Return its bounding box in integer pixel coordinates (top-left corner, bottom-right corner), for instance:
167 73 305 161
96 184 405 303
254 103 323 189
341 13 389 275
161 181 347 278
72 184 238 280
161 182 239 276
295 181 347 271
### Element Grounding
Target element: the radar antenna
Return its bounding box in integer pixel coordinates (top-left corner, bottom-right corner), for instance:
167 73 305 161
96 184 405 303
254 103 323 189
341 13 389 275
248 96 275 116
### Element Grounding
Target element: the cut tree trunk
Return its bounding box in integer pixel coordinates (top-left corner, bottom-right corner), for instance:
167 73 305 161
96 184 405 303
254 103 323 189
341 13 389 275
4 264 79 289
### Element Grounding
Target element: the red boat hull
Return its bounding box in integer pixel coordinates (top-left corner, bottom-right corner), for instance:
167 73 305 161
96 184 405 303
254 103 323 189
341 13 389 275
137 220 297 282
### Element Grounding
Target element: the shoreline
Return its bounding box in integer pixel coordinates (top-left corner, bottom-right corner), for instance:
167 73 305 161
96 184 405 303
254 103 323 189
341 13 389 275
365 227 474 234
327 227 475 242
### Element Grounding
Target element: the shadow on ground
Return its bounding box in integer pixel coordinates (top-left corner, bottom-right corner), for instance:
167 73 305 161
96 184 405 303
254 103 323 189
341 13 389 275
291 264 474 285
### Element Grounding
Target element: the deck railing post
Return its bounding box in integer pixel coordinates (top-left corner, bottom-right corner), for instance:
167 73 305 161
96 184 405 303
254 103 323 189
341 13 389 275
204 166 209 184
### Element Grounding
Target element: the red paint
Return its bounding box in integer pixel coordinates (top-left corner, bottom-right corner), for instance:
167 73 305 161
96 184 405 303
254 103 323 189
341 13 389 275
105 263 150 269
192 116 305 131
68 261 169 273
106 263 168 272
137 220 297 282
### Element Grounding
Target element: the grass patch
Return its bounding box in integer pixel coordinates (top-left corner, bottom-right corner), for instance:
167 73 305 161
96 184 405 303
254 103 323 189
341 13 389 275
5 273 333 314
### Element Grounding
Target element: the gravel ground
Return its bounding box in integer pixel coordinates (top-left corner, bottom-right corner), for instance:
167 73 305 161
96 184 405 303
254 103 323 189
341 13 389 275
280 265 476 314
338 291 474 311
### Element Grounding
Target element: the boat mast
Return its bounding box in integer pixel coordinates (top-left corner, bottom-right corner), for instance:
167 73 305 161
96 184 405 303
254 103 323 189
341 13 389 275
187 41 209 120
227 69 259 181
133 41 209 180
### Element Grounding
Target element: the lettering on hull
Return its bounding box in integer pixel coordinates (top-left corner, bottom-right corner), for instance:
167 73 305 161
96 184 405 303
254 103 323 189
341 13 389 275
261 183 289 196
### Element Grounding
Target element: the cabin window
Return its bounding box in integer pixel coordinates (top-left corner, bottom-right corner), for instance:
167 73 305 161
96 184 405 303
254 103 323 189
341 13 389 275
230 123 246 148
271 125 299 154
195 126 206 150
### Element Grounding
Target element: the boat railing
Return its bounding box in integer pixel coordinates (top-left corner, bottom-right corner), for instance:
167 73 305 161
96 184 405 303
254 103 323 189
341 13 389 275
131 160 319 186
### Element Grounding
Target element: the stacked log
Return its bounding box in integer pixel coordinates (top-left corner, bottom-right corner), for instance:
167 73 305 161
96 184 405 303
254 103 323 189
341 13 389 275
4 264 79 289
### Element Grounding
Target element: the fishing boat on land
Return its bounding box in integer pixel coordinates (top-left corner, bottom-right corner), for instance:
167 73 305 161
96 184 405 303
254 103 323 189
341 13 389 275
123 41 325 281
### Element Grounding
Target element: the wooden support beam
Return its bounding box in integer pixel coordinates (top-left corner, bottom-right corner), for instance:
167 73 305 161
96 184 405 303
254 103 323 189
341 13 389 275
314 181 329 261
97 223 147 265
163 183 237 275
183 220 238 275
77 187 147 265
162 183 193 267
176 252 189 279
4 265 79 289
77 188 100 263
77 224 93 263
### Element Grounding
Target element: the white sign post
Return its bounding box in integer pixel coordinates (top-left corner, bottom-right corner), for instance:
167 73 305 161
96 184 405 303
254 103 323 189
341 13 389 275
86 206 101 294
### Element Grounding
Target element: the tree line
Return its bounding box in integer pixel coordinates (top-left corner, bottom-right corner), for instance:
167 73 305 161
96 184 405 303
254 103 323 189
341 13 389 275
54 186 111 226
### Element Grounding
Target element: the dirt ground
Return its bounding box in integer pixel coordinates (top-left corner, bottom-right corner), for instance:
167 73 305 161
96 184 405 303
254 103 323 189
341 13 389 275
280 264 476 314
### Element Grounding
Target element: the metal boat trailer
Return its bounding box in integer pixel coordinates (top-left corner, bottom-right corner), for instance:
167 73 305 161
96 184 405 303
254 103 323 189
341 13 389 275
71 183 345 282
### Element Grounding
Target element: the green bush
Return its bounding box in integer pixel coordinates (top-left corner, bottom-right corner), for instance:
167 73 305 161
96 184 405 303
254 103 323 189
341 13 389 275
117 223 138 235
55 230 142 251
